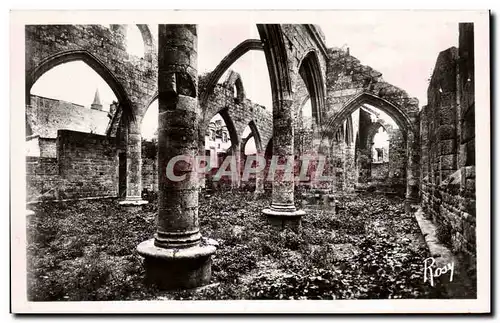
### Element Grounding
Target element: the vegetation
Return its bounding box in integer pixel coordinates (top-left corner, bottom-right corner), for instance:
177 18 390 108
27 191 457 301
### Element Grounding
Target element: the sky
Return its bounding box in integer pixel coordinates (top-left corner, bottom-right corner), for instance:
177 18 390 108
31 22 459 140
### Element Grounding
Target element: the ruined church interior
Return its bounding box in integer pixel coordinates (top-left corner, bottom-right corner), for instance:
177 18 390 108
24 22 477 301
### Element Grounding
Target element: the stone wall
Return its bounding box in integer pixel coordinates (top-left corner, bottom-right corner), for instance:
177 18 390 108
27 94 112 139
57 130 118 199
26 156 59 202
27 129 119 202
141 140 158 192
419 23 475 258
200 76 273 154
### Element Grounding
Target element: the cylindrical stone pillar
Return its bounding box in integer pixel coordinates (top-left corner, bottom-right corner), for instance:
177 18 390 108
231 143 241 189
119 122 148 206
254 155 265 196
137 24 215 290
406 130 420 203
262 98 305 228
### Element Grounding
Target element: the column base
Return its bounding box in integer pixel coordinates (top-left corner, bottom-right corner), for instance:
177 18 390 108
136 238 216 290
262 206 305 230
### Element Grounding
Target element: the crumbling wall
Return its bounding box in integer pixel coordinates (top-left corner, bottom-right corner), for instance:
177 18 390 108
26 129 119 202
200 76 273 154
419 23 475 258
26 156 59 202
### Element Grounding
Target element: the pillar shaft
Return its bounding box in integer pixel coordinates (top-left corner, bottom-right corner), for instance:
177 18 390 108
120 122 148 206
125 131 143 200
156 24 200 248
137 24 215 290
263 97 305 228
406 131 419 201
270 98 295 209
255 154 265 195
231 143 241 189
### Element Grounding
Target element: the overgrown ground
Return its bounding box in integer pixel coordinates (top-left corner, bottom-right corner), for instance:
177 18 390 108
27 191 467 301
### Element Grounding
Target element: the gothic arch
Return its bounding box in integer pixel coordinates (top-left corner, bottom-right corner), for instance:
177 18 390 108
298 50 325 126
218 108 240 149
200 39 264 106
247 120 263 153
223 70 246 103
26 49 135 125
365 121 389 150
257 24 293 102
110 24 156 62
324 92 414 137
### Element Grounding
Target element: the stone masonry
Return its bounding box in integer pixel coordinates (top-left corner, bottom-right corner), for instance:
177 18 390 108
25 22 477 290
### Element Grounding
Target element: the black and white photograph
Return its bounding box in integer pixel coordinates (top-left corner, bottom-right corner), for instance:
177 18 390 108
9 9 490 314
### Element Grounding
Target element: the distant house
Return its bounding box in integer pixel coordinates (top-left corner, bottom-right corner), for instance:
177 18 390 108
205 115 231 168
26 89 113 157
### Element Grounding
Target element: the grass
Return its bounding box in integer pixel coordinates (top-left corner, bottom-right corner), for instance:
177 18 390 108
26 191 469 301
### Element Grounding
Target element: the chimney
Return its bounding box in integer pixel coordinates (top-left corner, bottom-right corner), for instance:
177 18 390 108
91 88 103 111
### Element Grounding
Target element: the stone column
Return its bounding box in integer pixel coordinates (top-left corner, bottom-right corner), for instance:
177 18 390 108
137 24 215 289
119 121 148 206
406 130 420 203
344 143 356 192
262 98 305 228
231 142 241 189
254 155 265 195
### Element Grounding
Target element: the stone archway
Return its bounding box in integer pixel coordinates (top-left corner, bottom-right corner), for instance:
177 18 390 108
324 92 419 201
200 39 264 106
325 92 415 136
110 24 156 62
297 50 326 127
26 49 134 124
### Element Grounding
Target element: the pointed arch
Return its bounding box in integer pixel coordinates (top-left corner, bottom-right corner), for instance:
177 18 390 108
218 108 240 149
257 24 293 102
223 70 246 103
324 92 414 137
298 50 325 126
110 24 155 62
247 120 263 153
200 39 264 106
26 49 135 125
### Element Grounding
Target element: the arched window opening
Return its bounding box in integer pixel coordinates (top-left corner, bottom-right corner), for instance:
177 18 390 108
31 61 117 112
298 51 325 127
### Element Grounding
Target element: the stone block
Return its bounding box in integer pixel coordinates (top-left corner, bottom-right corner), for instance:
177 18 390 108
440 154 456 171
439 139 456 155
438 125 457 140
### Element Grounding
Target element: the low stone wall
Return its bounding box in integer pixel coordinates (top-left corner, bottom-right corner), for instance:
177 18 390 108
26 129 119 202
419 23 476 262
